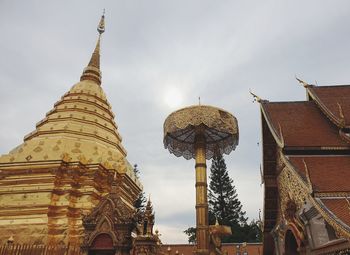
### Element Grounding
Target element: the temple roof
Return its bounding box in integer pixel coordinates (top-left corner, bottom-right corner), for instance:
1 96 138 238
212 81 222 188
160 243 263 255
282 155 350 235
307 85 350 128
261 101 349 149
319 198 350 230
260 84 350 249
287 156 350 193
0 14 140 186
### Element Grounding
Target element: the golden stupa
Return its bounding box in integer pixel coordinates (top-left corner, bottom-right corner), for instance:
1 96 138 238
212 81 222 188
0 14 141 245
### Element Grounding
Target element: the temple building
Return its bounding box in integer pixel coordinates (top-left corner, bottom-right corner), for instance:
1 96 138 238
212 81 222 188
255 81 350 254
0 14 162 254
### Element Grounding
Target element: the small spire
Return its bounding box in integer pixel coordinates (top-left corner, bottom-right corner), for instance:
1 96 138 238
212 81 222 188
215 217 219 226
145 195 154 214
97 9 105 34
80 12 106 85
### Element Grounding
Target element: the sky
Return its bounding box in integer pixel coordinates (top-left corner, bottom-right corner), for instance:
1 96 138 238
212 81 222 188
1 0 350 244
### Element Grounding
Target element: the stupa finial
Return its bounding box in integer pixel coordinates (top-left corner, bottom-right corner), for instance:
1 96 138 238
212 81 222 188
97 9 105 35
80 11 106 85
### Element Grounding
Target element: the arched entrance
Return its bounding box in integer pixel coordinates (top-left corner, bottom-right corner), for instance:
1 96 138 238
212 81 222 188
285 230 299 255
88 233 115 255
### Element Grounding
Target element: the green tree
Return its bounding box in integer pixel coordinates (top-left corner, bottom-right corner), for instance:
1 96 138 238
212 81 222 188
133 164 146 213
184 154 261 243
184 211 215 244
208 154 247 227
183 227 196 244
134 191 147 213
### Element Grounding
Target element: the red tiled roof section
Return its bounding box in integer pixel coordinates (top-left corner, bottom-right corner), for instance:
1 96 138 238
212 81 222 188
160 244 195 255
308 85 350 128
321 198 350 227
161 243 263 255
262 101 348 148
288 156 350 193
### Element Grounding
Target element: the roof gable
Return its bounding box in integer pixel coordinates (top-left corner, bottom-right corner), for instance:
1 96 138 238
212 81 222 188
307 85 350 128
261 101 348 149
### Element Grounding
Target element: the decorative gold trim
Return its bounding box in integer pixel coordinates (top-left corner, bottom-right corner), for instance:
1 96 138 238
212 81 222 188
280 154 350 240
312 198 350 240
302 159 313 192
249 90 263 103
295 76 309 88
307 86 348 129
260 105 284 148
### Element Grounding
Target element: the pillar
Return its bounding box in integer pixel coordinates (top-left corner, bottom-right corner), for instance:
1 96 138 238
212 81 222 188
194 132 209 255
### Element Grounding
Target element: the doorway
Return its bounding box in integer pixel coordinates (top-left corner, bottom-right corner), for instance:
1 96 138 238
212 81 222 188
88 233 115 255
88 250 115 255
285 230 299 255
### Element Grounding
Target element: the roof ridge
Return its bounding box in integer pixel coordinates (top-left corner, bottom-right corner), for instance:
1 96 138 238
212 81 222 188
263 100 313 104
312 84 350 88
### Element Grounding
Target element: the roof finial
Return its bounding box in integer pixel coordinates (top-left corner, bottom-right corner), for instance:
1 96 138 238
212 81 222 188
302 159 313 192
278 122 285 146
337 102 346 127
260 164 264 186
80 11 106 85
295 76 309 87
345 197 350 212
249 89 265 103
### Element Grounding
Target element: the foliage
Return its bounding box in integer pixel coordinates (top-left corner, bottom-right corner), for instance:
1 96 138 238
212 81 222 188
134 191 147 213
208 154 247 226
184 211 216 244
133 164 147 213
184 155 261 243
184 227 196 244
133 164 140 178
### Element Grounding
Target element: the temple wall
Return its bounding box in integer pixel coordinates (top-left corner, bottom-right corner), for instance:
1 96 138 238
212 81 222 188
0 163 140 246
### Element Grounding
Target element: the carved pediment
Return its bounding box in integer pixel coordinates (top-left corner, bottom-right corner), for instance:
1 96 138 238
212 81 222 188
83 196 134 230
82 177 136 250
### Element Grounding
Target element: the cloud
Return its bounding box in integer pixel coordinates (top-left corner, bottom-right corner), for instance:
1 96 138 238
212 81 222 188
1 0 350 244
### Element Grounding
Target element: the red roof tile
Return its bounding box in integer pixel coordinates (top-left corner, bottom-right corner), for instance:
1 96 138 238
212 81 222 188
308 85 350 128
320 198 350 227
288 156 350 193
261 101 348 148
161 243 263 255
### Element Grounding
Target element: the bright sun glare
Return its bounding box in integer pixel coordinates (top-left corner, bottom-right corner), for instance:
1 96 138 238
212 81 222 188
163 87 183 108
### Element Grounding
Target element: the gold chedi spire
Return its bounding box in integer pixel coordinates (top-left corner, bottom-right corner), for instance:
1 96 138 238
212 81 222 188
0 12 143 246
0 11 142 186
80 12 105 85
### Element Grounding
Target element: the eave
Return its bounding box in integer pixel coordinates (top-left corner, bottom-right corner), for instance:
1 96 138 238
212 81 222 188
307 86 349 129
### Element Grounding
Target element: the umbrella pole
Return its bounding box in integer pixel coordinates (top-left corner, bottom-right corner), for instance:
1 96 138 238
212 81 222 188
194 133 209 255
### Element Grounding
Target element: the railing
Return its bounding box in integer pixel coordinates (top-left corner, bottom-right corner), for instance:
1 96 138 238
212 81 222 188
0 244 83 255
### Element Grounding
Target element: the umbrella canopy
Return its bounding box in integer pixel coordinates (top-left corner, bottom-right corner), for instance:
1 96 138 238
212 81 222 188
163 105 239 160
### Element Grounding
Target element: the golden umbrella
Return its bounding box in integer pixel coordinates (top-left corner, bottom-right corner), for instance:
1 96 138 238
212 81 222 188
163 105 239 255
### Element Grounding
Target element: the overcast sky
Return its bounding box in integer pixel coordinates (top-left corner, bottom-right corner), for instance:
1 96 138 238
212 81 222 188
1 0 350 244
